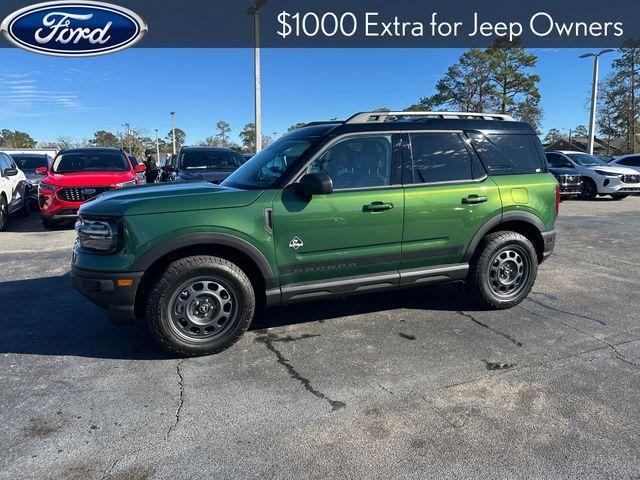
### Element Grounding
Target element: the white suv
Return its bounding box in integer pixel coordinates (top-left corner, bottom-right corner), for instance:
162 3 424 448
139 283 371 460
545 150 640 200
0 152 31 231
608 154 640 174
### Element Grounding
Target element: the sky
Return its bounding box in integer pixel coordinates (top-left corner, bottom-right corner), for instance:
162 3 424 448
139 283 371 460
0 47 617 146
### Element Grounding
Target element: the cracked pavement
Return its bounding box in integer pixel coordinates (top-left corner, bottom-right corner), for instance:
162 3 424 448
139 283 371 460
1 198 639 479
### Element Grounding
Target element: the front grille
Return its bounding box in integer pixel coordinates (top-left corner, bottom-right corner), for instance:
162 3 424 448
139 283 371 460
621 174 640 184
556 174 581 185
58 186 109 202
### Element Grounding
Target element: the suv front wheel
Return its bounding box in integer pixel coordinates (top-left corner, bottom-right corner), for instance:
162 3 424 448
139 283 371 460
146 255 255 356
468 231 538 309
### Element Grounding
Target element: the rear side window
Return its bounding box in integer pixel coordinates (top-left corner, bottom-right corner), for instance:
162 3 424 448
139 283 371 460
407 133 476 184
469 133 545 175
619 156 640 167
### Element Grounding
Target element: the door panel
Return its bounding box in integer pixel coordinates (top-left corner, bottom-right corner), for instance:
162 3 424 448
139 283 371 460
402 179 502 270
272 187 404 286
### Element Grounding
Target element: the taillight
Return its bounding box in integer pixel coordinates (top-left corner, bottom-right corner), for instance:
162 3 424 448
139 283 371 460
555 184 560 214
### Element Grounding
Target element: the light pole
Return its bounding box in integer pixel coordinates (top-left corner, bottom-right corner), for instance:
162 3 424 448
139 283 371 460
247 0 267 153
580 49 614 155
155 128 160 165
170 111 176 155
124 122 131 152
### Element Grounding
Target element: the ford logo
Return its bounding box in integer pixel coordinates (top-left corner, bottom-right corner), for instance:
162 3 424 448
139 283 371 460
1 1 147 57
81 188 97 195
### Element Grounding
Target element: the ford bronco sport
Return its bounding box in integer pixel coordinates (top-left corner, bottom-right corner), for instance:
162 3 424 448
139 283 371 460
72 111 559 356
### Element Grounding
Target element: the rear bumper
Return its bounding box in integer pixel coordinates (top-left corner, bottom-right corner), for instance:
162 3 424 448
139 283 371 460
71 267 143 324
541 229 556 260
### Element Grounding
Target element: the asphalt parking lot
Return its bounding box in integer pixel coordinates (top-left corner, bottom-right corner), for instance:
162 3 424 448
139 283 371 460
1 198 639 480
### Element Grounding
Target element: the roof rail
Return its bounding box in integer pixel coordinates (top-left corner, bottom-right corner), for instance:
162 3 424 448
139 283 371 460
345 111 515 124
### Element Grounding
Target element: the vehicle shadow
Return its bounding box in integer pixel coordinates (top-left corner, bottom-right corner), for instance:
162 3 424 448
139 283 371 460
5 212 75 233
0 271 480 360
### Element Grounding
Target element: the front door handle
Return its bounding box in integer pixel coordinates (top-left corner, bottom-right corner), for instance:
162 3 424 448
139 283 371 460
462 195 487 205
363 201 394 212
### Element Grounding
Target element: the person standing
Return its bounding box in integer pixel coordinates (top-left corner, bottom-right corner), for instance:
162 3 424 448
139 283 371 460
143 149 159 183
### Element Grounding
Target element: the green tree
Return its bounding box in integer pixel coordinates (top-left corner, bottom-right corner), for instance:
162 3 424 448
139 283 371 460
596 73 621 155
609 46 640 152
573 125 588 137
90 130 119 147
0 129 37 148
215 121 231 146
543 128 562 144
415 49 495 112
288 122 307 131
239 123 256 152
166 128 186 151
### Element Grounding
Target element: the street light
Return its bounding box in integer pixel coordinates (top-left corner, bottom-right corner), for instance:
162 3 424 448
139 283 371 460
155 128 160 165
247 0 267 153
170 111 176 155
580 49 614 155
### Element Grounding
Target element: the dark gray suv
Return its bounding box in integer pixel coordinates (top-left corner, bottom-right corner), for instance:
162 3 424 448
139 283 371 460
161 146 245 184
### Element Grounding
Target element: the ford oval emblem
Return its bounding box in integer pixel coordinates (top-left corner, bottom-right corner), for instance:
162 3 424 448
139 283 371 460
1 1 147 57
81 188 97 195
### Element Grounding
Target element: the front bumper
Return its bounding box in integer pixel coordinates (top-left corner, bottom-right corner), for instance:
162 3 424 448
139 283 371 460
71 267 143 324
541 229 556 261
596 176 640 194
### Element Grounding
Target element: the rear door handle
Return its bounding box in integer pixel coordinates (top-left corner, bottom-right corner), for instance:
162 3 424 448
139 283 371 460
363 201 394 212
462 195 487 205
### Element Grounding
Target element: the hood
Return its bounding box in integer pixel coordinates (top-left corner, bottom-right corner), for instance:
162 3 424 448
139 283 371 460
585 164 638 175
24 172 42 184
177 169 235 184
79 181 263 216
44 170 136 187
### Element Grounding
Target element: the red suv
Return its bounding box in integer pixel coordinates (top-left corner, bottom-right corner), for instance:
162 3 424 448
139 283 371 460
37 147 145 229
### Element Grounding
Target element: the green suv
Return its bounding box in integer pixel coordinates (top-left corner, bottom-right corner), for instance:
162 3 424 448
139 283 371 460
72 111 559 356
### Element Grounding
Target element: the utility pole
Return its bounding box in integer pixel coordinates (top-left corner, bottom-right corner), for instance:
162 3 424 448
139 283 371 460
155 128 160 165
247 0 267 153
170 111 176 155
580 49 614 155
124 122 131 152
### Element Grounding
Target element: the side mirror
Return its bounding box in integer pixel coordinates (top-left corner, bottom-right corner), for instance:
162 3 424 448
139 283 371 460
3 168 18 177
36 167 48 175
298 171 333 196
134 164 147 173
161 165 175 173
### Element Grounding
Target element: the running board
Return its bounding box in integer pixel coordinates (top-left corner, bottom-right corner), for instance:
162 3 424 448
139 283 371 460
279 264 469 304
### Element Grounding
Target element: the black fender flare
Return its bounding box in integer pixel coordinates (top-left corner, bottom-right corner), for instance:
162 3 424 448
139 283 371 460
462 211 547 262
132 232 276 289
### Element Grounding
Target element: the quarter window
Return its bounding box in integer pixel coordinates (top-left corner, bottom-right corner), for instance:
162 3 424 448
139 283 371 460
308 135 392 189
407 133 474 184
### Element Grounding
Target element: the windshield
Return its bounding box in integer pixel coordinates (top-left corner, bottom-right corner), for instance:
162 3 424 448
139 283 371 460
566 153 606 166
180 150 243 170
52 150 129 173
222 137 313 189
11 155 49 171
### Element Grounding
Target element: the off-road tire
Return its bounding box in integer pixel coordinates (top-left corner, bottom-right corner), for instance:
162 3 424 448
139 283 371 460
580 178 598 200
468 231 538 309
146 255 255 356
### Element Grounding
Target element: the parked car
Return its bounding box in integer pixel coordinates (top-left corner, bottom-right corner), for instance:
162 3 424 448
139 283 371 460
8 152 53 205
72 111 558 356
126 152 147 184
0 151 30 230
545 150 640 200
37 147 146 229
545 152 583 197
608 154 640 175
161 146 245 184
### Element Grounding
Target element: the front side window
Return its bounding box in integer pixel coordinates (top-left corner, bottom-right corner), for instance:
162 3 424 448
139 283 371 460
308 135 392 189
546 153 573 168
407 133 473 183
52 150 129 173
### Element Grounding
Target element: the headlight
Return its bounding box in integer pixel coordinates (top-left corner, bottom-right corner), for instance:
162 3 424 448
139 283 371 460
39 182 57 191
113 179 136 189
75 217 119 253
594 170 621 177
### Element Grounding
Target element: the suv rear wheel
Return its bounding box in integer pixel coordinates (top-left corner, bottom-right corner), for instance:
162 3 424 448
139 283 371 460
468 231 538 309
146 255 255 356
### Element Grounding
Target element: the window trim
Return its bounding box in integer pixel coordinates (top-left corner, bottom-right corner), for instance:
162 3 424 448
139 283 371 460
287 129 472 192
